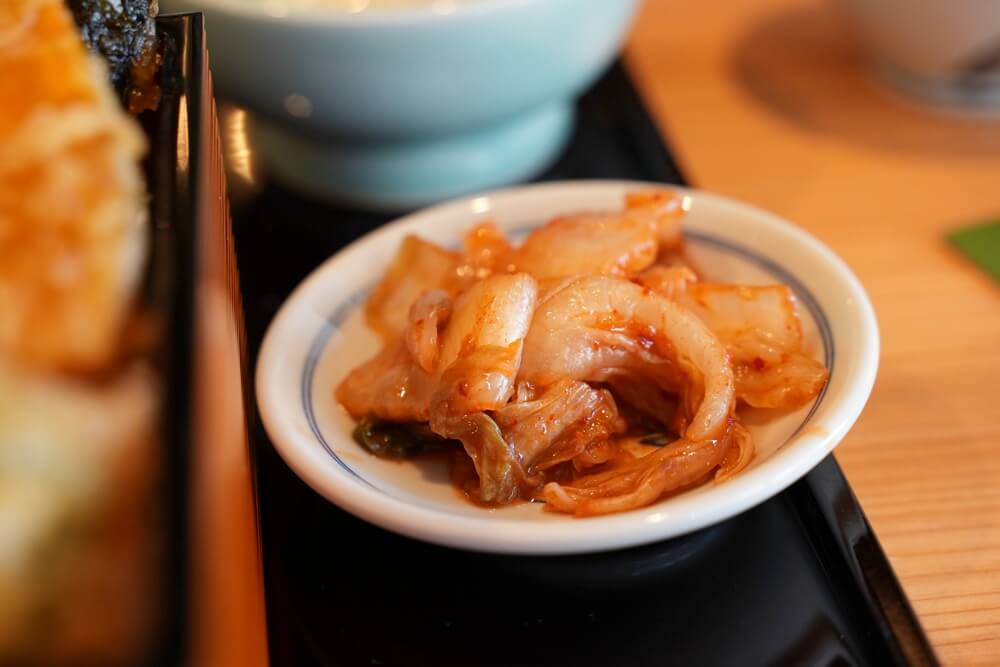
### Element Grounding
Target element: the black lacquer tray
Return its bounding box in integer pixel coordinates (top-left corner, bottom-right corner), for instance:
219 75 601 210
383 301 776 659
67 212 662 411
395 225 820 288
228 63 938 667
147 14 241 665
141 15 200 665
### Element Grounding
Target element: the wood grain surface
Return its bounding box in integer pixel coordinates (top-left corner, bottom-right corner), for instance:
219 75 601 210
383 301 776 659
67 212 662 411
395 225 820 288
625 1 1000 664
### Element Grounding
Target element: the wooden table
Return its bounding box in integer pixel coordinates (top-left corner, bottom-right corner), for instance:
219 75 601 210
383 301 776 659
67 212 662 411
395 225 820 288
626 0 1000 664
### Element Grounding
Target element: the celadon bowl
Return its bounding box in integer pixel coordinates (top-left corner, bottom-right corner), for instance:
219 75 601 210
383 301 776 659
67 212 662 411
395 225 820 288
161 0 640 209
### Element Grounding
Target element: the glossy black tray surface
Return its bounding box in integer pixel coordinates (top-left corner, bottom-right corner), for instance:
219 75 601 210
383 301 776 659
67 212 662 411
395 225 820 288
227 62 937 667
143 13 203 665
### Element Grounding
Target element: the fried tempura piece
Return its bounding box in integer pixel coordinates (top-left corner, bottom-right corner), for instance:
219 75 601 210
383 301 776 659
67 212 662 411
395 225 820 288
0 359 160 662
0 0 147 372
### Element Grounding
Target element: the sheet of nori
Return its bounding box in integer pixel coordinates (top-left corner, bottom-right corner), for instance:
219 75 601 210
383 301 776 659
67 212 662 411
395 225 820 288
69 0 157 89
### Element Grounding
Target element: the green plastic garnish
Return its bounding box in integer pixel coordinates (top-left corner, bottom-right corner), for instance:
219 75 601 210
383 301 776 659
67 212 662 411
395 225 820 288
949 219 1000 284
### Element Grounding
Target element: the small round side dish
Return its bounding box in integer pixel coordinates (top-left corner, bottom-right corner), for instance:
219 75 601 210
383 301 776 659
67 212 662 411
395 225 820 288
255 181 879 555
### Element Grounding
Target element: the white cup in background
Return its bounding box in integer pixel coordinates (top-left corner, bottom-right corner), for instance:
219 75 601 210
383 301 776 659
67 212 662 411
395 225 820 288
837 0 1000 111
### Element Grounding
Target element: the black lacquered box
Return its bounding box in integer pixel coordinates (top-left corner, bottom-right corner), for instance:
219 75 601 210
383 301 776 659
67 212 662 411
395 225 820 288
146 13 255 665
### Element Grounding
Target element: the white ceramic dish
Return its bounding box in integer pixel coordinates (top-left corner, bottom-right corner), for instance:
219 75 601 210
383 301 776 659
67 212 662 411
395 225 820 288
256 180 879 554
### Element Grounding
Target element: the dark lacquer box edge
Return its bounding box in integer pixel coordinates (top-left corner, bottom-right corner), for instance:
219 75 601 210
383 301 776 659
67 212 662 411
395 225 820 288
142 14 199 664
147 12 260 665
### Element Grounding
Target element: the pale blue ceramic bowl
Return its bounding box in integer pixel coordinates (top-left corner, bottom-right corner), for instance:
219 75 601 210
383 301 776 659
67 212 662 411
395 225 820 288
162 0 640 209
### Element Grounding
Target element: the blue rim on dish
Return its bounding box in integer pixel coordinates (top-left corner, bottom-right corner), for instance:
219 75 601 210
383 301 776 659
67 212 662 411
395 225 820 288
301 230 835 491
